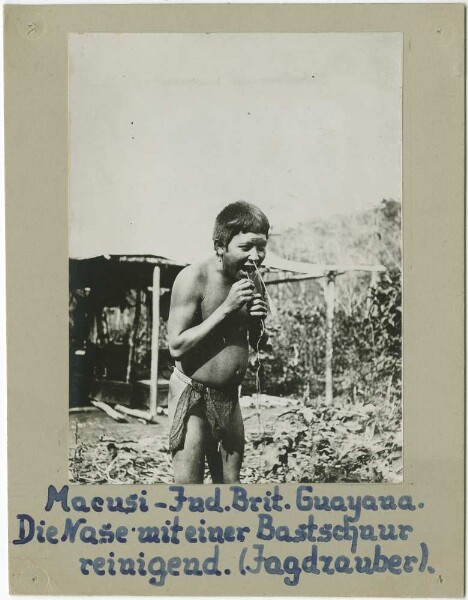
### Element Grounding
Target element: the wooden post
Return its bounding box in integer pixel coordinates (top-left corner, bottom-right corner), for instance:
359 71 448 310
126 285 142 384
149 265 161 419
367 270 380 314
132 286 142 382
323 272 336 405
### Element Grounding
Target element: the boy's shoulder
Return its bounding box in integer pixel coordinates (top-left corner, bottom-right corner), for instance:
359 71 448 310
173 258 210 292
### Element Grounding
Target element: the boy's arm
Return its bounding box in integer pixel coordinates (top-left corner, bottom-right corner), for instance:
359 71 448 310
168 267 255 359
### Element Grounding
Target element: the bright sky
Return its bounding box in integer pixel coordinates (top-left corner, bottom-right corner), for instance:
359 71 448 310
69 33 402 261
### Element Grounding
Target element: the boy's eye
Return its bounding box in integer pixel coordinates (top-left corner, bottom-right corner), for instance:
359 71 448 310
240 245 266 252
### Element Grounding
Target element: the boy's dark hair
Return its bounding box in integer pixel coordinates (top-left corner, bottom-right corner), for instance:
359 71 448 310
213 201 270 249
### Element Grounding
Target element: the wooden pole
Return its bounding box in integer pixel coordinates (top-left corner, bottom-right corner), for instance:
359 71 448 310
149 265 160 419
323 272 336 405
367 270 381 314
126 285 142 384
132 286 142 382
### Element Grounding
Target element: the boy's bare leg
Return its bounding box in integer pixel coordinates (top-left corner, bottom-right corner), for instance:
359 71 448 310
206 441 224 484
172 414 207 484
172 402 244 484
220 401 245 483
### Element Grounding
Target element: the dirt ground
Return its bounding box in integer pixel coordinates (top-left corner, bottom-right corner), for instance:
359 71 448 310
69 395 300 485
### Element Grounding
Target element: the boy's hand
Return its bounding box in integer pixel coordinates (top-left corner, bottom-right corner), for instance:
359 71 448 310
223 279 255 314
248 293 268 320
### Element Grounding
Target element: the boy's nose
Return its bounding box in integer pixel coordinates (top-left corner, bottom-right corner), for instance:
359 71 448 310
248 248 259 262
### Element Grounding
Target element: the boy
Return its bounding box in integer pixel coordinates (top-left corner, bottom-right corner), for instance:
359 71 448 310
167 201 270 484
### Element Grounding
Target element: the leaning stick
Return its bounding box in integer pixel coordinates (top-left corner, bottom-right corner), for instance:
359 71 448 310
90 400 129 422
114 404 157 423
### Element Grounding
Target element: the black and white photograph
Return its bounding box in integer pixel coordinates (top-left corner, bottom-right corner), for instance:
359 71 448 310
68 33 402 485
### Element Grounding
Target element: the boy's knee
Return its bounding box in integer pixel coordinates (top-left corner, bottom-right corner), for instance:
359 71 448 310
173 456 205 484
223 473 241 484
174 473 204 484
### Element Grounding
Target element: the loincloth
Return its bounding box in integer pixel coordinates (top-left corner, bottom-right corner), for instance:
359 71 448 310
168 367 239 454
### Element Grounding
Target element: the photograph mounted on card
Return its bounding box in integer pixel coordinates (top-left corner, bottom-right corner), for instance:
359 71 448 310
68 32 403 487
6 4 464 596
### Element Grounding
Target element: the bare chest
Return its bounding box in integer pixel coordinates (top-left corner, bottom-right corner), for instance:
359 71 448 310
200 280 249 328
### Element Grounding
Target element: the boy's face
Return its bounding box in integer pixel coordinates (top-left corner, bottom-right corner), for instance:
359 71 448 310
222 231 268 281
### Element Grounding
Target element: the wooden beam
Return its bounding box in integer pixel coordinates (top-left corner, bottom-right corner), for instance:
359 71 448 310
265 265 385 286
114 255 187 268
149 265 160 419
265 274 326 285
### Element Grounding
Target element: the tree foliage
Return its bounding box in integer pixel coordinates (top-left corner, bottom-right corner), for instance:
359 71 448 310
241 200 402 483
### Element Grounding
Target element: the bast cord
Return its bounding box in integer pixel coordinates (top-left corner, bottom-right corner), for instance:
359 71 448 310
246 262 277 430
